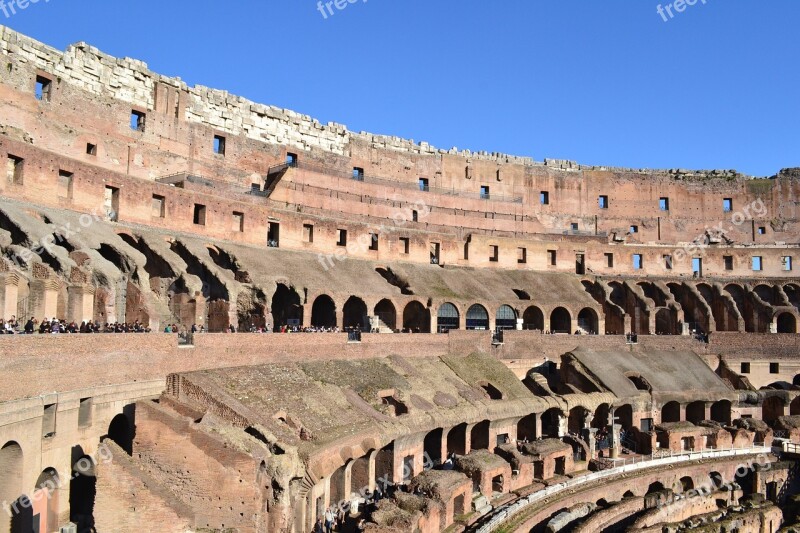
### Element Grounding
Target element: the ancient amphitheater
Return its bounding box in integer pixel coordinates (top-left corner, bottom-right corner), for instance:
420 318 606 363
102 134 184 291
1 25 800 533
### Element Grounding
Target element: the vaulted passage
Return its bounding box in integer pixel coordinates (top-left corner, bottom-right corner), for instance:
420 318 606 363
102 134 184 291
550 307 571 334
0 441 25 533
118 233 176 278
170 240 228 300
374 299 397 331
343 296 368 330
403 301 431 333
311 295 336 328
777 312 797 333
522 306 544 331
272 284 303 331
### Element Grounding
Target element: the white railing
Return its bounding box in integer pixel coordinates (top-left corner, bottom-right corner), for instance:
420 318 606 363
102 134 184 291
473 445 770 533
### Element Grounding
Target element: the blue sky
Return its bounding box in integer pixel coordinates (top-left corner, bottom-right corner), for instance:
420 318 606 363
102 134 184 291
3 0 798 176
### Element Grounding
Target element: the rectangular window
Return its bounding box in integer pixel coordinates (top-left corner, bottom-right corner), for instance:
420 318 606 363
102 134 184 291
7 155 23 185
337 229 348 247
286 152 298 166
659 197 670 211
130 110 146 132
86 143 97 156
633 254 643 270
540 191 549 205
752 256 763 271
400 237 410 255
723 198 733 213
570 222 579 232
575 253 585 275
605 253 614 268
630 225 639 234
268 222 280 247
369 233 379 251
692 257 702 277
213 135 226 155
42 404 56 438
489 245 499 262
152 194 165 218
303 223 314 243
232 211 244 232
740 362 750 374
664 254 673 270
547 249 557 266
78 398 93 428
480 185 490 200
518 247 527 264
430 242 440 264
770 362 780 374
193 204 206 225
57 170 73 200
35 75 52 102
598 195 608 209
353 167 364 181
419 177 429 191
104 186 120 222
724 255 734 271
782 256 792 271
757 226 766 235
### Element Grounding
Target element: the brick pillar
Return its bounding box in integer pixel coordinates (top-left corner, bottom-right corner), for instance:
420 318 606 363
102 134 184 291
610 423 622 459
0 272 19 319
535 414 542 439
336 310 344 330
343 461 354 503
582 428 597 460
464 423 475 455
367 450 378 492
67 285 95 323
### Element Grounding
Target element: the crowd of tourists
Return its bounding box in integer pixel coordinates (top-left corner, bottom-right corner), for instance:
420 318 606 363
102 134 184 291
0 316 152 334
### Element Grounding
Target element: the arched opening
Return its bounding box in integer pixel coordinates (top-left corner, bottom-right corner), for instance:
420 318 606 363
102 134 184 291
447 424 468 456
710 471 724 489
655 308 679 335
614 405 633 430
236 289 267 332
329 462 349 506
762 396 785 424
70 454 96 532
591 404 610 430
541 408 563 438
310 295 336 328
375 444 394 485
623 491 635 499
402 301 431 333
711 400 732 424
436 303 459 333
0 441 27 533
755 285 776 305
35 468 60 533
577 308 598 335
647 482 666 495
679 476 694 492
271 284 303 331
518 414 537 442
568 407 586 434
522 306 544 331
661 401 681 423
791 397 800 416
686 401 706 425
106 407 135 455
470 420 490 450
424 428 444 465
496 305 517 331
343 296 368 330
351 454 371 495
550 307 571 334
374 299 397 331
466 304 489 330
777 313 797 334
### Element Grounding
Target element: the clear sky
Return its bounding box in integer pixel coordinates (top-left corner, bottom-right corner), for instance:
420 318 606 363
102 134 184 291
2 0 798 176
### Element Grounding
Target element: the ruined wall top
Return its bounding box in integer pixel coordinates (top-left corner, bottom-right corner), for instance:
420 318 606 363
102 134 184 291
0 25 760 178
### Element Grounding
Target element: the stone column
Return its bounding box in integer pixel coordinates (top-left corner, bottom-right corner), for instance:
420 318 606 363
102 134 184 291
535 413 542 439
67 284 95 323
582 428 597 460
367 450 378 492
0 272 20 319
557 413 568 438
343 462 354 502
610 423 622 458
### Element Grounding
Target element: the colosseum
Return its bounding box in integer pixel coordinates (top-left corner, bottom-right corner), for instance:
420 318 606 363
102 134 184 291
0 25 799 533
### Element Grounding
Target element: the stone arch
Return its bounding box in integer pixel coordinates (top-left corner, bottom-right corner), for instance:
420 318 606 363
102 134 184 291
350 452 372 495
271 283 303 331
471 420 491 450
0 441 26 533
447 423 468 455
711 400 732 424
791 397 800 416
655 308 679 335
403 301 431 333
70 454 97 532
614 404 633 430
518 414 537 442
35 468 61 532
343 296 368 330
591 404 610 429
310 294 336 328
437 302 460 332
679 476 694 492
647 482 666 494
686 401 705 424
777 312 797 334
568 407 586 434
329 461 350 506
577 308 598 335
541 408 563 438
496 305 517 330
754 284 776 305
661 401 681 423
466 304 489 330
724 284 753 332
105 406 135 455
236 288 267 332
522 306 544 331
550 307 571 333
710 471 724 489
763 396 785 424
374 299 397 331
424 428 444 465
